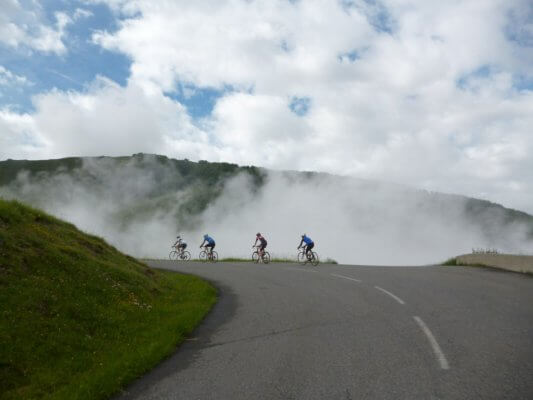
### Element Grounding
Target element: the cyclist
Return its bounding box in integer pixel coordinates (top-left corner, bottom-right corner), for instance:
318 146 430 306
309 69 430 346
253 232 268 259
297 234 314 259
200 234 216 255
173 235 187 253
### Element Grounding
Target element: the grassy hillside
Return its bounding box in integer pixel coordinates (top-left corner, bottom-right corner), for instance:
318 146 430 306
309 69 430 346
0 199 216 399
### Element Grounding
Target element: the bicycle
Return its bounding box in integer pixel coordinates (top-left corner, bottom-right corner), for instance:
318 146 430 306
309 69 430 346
199 246 218 263
297 247 319 266
252 246 271 264
169 245 191 261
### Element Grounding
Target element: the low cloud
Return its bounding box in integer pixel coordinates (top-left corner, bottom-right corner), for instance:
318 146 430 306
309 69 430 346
1 157 531 265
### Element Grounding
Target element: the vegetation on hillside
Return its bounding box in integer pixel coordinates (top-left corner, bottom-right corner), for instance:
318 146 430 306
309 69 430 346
0 154 532 253
0 154 267 231
0 198 216 400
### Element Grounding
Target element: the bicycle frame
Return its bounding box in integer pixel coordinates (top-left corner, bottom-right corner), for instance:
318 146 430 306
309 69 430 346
252 246 270 264
200 245 217 262
201 245 213 256
297 246 319 266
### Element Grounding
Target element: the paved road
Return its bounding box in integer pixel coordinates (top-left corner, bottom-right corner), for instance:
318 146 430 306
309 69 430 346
118 262 533 400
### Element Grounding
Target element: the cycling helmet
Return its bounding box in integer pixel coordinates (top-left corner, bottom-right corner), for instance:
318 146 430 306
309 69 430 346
204 234 208 239
256 232 261 237
176 235 181 239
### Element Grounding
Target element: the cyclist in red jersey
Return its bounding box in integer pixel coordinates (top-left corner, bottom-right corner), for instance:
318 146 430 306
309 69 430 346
253 233 268 259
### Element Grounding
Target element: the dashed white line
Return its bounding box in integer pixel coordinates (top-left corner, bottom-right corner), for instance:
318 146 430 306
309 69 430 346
330 273 362 282
413 316 450 370
374 286 405 305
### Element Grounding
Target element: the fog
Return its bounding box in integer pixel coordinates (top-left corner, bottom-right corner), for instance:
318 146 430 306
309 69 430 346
1 156 532 265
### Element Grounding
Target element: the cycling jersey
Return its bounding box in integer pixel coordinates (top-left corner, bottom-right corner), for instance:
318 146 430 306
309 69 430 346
205 236 215 245
302 235 313 245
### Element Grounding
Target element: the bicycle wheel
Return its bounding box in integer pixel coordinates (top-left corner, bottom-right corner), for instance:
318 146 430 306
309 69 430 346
169 250 179 261
297 251 306 265
199 250 207 261
211 251 218 263
262 252 271 264
252 251 260 263
311 252 319 266
181 250 191 261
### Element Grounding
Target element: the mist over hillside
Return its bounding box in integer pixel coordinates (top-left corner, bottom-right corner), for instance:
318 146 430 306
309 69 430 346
1 154 532 264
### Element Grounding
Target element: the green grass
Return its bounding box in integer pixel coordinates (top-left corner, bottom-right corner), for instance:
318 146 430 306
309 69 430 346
0 199 216 400
144 256 339 264
441 257 458 266
441 257 489 268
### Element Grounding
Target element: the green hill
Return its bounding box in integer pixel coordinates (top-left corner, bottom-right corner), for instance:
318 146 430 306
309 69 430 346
0 199 216 399
0 154 532 263
0 154 265 231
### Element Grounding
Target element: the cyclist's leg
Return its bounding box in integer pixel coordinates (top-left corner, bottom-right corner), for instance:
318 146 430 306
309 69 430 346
306 243 314 258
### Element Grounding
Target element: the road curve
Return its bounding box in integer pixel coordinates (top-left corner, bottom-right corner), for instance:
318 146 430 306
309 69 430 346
117 262 533 400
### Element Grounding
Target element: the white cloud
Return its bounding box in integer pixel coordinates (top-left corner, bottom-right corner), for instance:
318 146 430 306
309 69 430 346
0 65 30 86
0 108 47 160
0 0 72 54
0 77 217 160
73 8 94 20
2 0 533 213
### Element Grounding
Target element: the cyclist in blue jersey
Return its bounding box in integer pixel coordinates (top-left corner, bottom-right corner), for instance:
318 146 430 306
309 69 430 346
297 234 314 258
200 234 216 255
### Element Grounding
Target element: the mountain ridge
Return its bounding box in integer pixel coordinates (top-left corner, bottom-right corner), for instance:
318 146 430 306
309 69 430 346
1 153 531 263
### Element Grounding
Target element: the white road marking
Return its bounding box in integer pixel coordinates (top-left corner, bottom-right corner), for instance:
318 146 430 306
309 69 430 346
413 316 450 370
330 273 362 282
374 286 406 305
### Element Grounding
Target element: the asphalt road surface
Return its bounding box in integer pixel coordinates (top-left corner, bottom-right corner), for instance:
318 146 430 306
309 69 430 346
117 261 533 400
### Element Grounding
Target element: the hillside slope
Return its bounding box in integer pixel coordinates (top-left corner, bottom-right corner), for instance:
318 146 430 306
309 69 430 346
0 154 532 263
0 199 216 399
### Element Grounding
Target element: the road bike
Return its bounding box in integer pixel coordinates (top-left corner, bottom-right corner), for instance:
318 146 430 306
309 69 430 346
297 247 319 266
252 246 271 264
199 246 218 263
169 245 191 261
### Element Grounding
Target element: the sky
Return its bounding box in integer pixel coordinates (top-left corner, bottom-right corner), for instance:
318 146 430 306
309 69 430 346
0 0 532 213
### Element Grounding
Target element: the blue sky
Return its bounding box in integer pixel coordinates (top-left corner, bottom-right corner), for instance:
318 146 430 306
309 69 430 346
0 1 129 111
0 0 233 118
